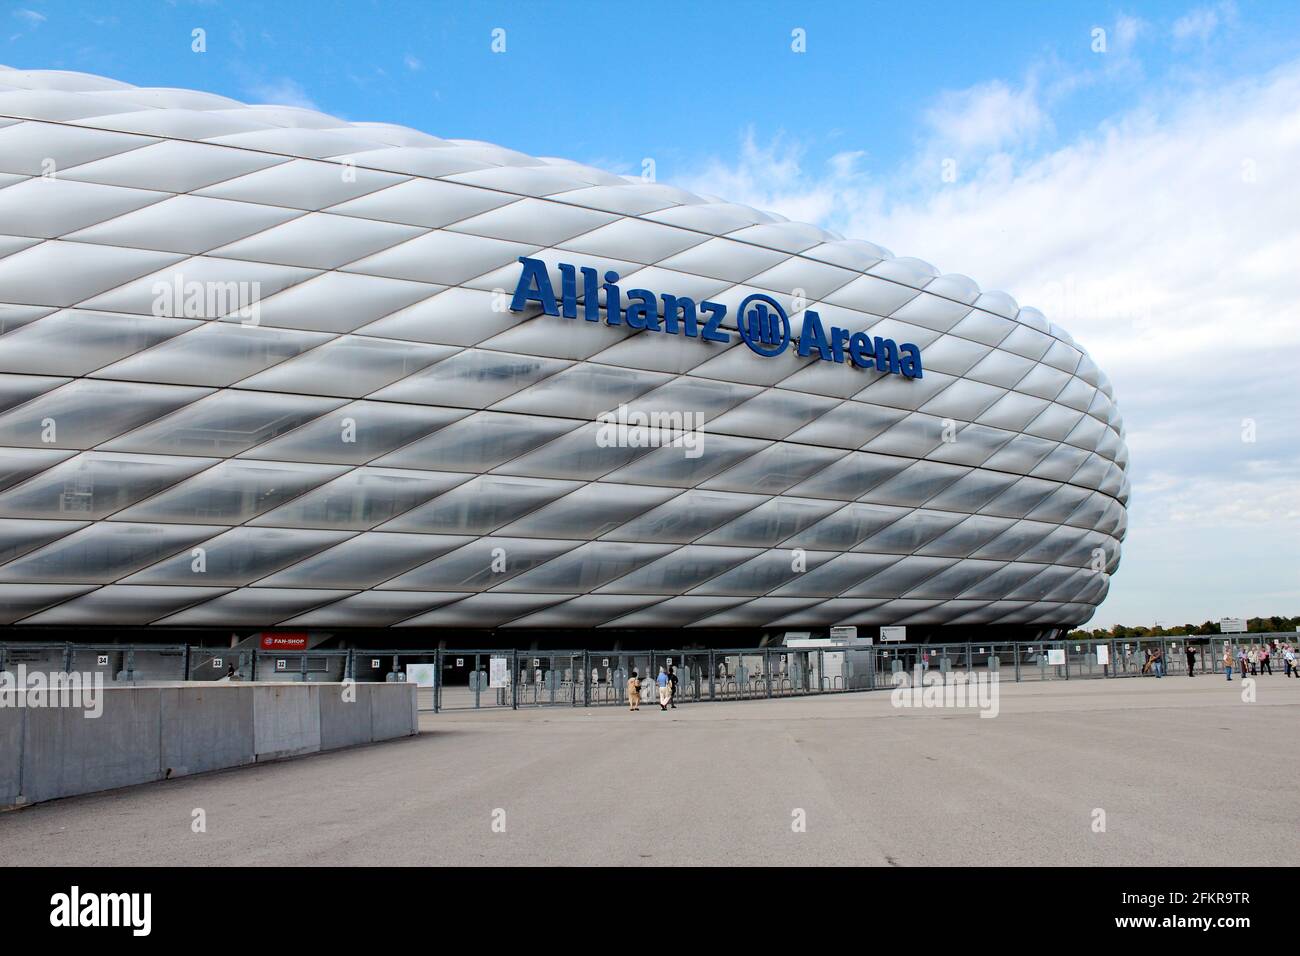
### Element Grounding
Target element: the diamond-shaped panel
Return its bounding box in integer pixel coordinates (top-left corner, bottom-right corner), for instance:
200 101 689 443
0 66 1127 631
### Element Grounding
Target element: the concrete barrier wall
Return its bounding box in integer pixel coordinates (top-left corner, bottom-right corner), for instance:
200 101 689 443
0 707 24 807
253 684 321 760
21 688 163 805
1 682 417 810
371 681 419 742
319 682 373 751
160 685 255 778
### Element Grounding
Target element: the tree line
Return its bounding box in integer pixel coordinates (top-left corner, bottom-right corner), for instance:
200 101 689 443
1068 615 1300 641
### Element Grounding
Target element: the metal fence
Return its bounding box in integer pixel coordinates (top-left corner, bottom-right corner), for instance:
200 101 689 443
1 634 1293 714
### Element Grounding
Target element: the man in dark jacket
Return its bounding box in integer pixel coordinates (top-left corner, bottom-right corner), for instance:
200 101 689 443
667 665 678 708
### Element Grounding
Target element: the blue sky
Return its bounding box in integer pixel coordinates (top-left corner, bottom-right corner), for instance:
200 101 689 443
9 1 1298 182
5 0 1300 628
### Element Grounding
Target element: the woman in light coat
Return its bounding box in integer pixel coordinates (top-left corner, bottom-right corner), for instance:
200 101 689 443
627 670 641 711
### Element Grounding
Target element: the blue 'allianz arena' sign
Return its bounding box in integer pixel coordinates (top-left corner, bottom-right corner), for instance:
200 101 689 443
509 256 923 378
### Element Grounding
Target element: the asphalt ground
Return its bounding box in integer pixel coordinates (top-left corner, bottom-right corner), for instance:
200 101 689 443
2 674 1296 866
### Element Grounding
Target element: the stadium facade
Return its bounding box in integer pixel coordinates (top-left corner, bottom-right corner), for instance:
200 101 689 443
0 67 1128 648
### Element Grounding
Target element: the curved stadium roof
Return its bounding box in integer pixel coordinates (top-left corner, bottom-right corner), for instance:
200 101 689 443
0 66 1127 631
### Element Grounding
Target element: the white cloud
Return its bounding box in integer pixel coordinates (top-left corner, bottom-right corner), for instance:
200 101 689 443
1112 12 1145 55
679 56 1300 627
243 77 319 111
680 131 876 227
923 78 1047 155
1173 1 1238 44
10 7 46 39
404 54 422 72
856 64 1300 445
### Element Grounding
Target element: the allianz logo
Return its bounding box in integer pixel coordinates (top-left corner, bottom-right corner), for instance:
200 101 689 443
509 257 923 378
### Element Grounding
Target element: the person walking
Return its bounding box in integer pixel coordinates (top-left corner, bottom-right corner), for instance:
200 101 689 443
1223 644 1233 681
655 666 671 711
1284 645 1297 678
1248 645 1258 675
1153 646 1164 678
1260 644 1272 675
667 665 678 709
627 669 641 712
1185 644 1196 677
1238 646 1249 678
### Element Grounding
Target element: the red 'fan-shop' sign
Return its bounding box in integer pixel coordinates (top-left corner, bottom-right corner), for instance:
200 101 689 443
259 633 309 651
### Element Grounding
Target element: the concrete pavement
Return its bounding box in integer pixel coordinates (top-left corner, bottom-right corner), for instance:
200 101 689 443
1 675 1295 866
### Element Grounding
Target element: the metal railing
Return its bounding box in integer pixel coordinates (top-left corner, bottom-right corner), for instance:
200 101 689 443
1 635 1292 714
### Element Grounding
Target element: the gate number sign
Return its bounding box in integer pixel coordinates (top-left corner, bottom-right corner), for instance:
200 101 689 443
456 658 464 667
371 659 380 669
213 658 223 668
276 659 286 671
97 655 108 666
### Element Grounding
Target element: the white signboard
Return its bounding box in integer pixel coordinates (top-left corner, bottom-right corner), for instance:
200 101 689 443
829 625 857 641
276 659 287 671
601 658 609 667
96 655 108 667
880 626 907 642
1220 617 1247 633
406 663 437 688
371 658 380 669
489 656 509 689
213 657 223 669
455 657 464 667
1047 648 1066 666
1095 645 1109 666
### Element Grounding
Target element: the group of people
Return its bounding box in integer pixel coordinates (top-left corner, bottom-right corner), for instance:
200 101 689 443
627 665 678 711
1222 640 1298 680
1132 639 1299 681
